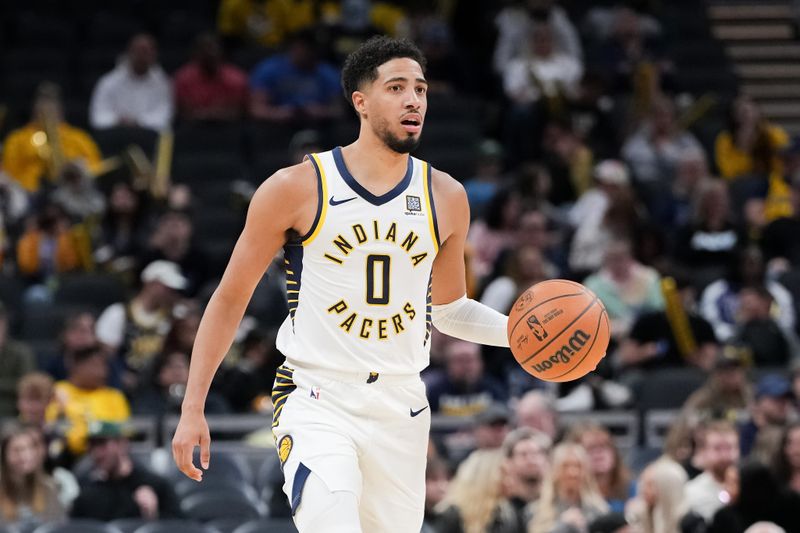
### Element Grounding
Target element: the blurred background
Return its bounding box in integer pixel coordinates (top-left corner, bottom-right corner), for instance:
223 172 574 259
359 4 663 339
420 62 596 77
1 0 800 532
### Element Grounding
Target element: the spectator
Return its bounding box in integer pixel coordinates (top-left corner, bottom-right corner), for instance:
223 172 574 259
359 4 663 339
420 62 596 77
625 457 701 533
16 202 88 284
2 82 102 193
660 147 714 228
741 374 793 458
734 286 792 367
46 311 100 381
708 461 800 533
567 423 632 514
222 329 282 412
502 427 551 527
415 15 473 95
141 210 210 297
0 170 30 263
617 275 718 374
0 303 35 417
493 0 582 74
481 244 553 314
568 163 643 275
541 120 594 204
621 97 703 199
700 246 795 342
674 178 742 287
132 350 228 416
95 260 186 378
434 449 519 533
217 0 316 49
771 422 800 495
681 343 753 421
515 390 559 443
685 420 740 522
174 33 249 122
49 162 106 221
468 188 522 280
583 239 664 339
426 340 506 417
249 30 341 123
0 423 65 528
45 345 130 457
529 442 609 533
715 95 788 181
71 421 182 521
89 34 173 131
761 171 800 266
24 425 79 512
423 456 451 533
463 139 508 220
16 373 53 428
94 181 149 272
473 403 513 452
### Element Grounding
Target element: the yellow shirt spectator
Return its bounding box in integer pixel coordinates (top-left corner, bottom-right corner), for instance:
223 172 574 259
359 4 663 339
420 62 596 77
218 0 317 48
46 381 130 456
715 124 788 180
2 122 102 193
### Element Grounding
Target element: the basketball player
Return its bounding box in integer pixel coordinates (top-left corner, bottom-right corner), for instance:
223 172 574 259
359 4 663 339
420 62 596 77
172 36 511 532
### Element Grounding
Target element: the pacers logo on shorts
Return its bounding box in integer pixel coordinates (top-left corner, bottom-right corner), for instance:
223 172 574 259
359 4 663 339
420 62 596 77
278 435 293 466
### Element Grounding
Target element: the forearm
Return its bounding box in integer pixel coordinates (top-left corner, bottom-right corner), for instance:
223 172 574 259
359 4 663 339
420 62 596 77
182 289 248 411
431 295 509 347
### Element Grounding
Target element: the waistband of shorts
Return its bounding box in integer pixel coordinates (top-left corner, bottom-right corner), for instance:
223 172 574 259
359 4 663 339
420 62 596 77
287 362 421 386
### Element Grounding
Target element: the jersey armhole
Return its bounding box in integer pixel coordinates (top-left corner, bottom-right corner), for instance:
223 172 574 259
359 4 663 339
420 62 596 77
422 161 441 252
301 153 328 245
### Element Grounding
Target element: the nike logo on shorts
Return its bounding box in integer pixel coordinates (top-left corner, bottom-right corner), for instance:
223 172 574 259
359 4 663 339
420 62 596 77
329 196 357 206
410 406 428 417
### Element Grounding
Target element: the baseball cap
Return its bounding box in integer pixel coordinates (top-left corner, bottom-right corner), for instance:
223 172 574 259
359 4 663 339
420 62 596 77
594 160 629 186
141 260 188 291
755 374 792 399
475 403 511 426
714 343 752 370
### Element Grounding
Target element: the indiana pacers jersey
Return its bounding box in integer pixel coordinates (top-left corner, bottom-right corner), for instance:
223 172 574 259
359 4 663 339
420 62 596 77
275 146 440 375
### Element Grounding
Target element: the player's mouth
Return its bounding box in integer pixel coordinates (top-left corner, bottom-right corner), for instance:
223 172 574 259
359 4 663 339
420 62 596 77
400 115 422 134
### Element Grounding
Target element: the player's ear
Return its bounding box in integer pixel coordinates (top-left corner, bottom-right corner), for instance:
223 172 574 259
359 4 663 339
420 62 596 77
352 91 367 118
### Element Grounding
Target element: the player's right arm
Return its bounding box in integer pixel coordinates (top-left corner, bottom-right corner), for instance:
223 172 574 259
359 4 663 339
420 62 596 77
172 162 316 481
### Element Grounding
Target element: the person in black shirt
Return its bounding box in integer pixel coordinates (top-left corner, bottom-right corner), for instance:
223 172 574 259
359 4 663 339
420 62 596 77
71 421 182 521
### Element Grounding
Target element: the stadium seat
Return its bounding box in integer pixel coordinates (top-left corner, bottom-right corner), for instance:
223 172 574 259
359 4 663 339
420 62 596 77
86 11 145 45
174 476 260 503
174 124 244 157
207 519 246 533
133 520 221 533
172 153 246 185
180 491 266 522
54 273 127 310
250 152 291 183
20 304 73 341
13 12 77 46
167 449 252 485
32 520 123 533
255 452 282 496
92 127 158 161
109 519 148 533
193 209 244 243
233 519 298 533
635 367 708 411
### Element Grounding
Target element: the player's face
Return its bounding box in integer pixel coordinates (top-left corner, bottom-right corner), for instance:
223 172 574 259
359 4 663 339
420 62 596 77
361 57 427 154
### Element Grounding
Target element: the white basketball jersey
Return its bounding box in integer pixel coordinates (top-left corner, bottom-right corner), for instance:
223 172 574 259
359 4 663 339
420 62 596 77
275 146 440 374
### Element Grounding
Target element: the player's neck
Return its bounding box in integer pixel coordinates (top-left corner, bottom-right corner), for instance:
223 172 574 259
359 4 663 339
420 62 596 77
342 134 410 194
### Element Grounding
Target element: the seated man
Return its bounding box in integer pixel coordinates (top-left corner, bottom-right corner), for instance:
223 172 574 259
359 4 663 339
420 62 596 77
71 421 181 521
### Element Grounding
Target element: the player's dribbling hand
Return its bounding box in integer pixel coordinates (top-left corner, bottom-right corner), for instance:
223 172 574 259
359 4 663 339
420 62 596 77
172 409 210 482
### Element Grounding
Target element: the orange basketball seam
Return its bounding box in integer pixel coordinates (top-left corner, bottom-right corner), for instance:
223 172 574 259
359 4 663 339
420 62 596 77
508 292 585 334
518 296 599 365
540 308 607 380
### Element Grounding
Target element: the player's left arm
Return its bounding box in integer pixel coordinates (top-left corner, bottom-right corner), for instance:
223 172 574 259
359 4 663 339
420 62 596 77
430 169 510 347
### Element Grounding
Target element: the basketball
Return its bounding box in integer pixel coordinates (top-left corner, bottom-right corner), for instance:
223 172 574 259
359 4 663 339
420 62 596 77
507 279 610 382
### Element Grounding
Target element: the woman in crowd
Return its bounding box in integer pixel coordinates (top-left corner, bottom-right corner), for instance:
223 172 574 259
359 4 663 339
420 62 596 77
529 442 609 533
566 423 632 513
0 423 65 527
626 457 702 533
771 422 800 495
435 449 519 533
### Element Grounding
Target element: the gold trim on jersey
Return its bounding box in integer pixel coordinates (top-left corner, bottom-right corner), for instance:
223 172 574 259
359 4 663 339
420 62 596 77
303 153 329 246
421 161 439 253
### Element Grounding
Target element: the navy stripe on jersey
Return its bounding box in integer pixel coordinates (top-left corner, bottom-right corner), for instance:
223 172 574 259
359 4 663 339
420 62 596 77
272 365 296 428
425 162 441 248
425 273 433 346
284 241 304 327
301 154 324 241
332 146 413 206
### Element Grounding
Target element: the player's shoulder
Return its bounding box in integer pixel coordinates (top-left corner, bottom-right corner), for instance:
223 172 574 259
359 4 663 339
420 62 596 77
430 167 467 209
250 159 317 208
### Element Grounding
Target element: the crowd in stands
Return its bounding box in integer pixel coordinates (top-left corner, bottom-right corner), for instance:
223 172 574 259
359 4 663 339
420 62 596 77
1 0 800 532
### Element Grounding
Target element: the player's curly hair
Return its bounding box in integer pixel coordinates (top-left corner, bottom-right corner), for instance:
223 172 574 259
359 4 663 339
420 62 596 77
341 36 427 110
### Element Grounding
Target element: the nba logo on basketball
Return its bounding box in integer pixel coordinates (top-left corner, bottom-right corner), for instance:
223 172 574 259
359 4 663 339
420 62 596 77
526 314 548 342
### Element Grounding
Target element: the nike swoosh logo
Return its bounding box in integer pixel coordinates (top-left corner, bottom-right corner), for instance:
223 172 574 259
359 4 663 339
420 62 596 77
410 406 428 417
329 196 357 206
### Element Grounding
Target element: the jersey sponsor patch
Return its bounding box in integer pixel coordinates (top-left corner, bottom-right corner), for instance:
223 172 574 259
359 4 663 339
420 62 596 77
406 195 422 212
278 435 293 465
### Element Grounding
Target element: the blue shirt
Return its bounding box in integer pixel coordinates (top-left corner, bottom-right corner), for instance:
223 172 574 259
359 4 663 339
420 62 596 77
250 55 340 107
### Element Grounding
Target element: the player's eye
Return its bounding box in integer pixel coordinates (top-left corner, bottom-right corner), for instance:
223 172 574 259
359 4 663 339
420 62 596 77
389 85 402 92
415 86 427 95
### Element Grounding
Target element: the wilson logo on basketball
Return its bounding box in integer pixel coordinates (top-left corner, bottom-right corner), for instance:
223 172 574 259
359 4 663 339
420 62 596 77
531 329 591 372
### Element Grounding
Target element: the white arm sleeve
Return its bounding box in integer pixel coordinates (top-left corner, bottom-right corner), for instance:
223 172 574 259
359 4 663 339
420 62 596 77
431 295 510 347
